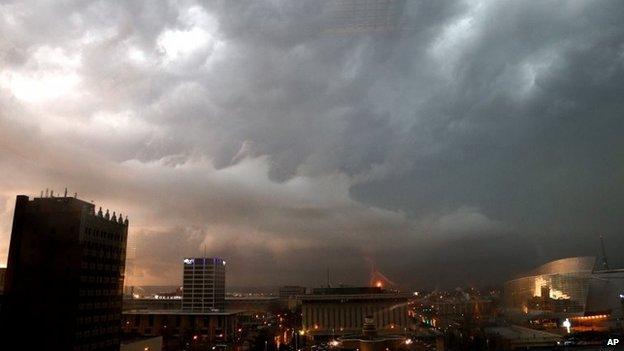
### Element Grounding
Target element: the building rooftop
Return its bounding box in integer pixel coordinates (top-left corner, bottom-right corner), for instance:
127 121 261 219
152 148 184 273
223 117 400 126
121 335 162 345
18 194 128 226
506 256 598 283
123 309 243 316
300 292 412 301
311 287 384 295
225 296 279 301
485 325 562 341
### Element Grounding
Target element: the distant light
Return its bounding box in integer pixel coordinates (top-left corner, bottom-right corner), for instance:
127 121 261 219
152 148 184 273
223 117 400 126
413 292 419 296
299 330 305 336
405 339 413 345
562 318 571 333
184 258 194 265
376 281 383 288
223 260 227 266
329 340 340 347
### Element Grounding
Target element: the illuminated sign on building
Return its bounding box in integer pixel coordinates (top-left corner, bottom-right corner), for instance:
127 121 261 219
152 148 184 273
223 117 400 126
184 258 194 265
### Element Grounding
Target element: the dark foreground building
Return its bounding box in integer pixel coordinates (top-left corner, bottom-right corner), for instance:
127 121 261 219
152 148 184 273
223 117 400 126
0 194 129 350
122 309 241 350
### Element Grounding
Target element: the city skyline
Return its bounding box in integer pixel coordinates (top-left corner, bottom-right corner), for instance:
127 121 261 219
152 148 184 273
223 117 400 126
2 0 624 289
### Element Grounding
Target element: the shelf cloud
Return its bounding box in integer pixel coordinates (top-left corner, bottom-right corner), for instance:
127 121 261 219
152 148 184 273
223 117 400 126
1 0 624 288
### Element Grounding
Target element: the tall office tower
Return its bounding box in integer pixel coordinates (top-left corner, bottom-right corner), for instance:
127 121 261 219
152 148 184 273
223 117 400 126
182 257 226 312
0 194 129 351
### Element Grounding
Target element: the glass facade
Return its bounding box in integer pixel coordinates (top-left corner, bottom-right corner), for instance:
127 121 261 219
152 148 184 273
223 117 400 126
504 257 624 316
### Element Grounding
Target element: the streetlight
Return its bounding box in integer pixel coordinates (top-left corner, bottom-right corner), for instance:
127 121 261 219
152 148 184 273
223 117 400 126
562 318 571 334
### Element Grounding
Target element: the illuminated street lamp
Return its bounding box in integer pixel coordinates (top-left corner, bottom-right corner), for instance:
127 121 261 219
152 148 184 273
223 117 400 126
562 318 571 333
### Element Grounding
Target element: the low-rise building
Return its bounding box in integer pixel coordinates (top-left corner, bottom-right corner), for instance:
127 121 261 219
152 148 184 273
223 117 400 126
120 336 163 351
337 316 409 351
279 285 306 311
280 285 307 299
226 296 281 325
123 297 182 311
300 287 411 341
484 325 562 350
122 309 241 350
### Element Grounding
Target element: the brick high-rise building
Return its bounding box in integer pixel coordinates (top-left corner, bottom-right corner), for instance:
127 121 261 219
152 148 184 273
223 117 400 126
0 194 129 350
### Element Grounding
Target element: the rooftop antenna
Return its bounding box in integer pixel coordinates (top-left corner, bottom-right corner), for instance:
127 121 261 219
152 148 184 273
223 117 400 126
599 235 610 270
64 187 68 197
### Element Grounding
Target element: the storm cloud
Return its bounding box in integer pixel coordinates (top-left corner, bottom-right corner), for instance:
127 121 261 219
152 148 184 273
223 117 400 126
1 0 624 288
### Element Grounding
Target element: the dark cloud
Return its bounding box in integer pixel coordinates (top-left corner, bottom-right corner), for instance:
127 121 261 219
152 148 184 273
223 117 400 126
1 0 623 288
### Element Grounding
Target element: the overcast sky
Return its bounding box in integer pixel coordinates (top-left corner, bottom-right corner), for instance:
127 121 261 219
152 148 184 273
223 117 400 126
1 0 624 289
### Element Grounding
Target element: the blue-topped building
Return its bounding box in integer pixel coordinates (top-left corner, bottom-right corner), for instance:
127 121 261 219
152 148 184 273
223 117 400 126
182 257 226 312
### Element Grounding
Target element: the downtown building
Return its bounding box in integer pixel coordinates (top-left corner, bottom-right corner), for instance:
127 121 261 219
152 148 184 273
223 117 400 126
0 194 129 351
279 285 307 311
503 256 624 331
182 257 226 312
279 285 307 299
122 257 238 350
300 287 411 341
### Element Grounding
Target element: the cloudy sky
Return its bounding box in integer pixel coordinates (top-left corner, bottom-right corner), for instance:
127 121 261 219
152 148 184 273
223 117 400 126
1 0 623 289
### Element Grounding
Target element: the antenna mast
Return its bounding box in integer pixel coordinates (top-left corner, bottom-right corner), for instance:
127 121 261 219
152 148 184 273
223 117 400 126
599 235 610 270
